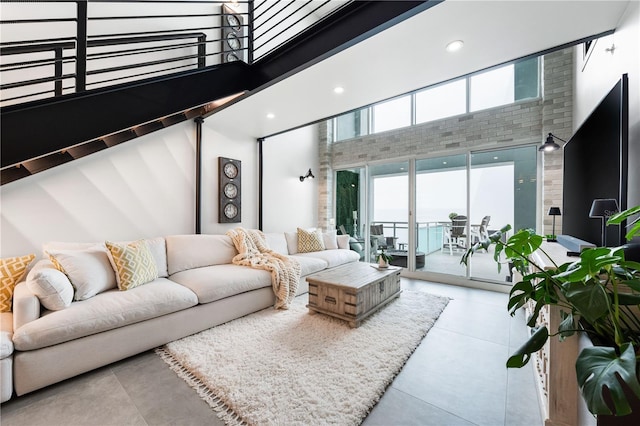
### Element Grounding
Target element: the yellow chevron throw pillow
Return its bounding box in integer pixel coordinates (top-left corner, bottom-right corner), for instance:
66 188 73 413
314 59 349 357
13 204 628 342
297 228 325 253
106 240 158 291
1 253 35 312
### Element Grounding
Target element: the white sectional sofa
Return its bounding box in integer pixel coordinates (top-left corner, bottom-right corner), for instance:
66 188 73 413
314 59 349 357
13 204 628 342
6 231 359 398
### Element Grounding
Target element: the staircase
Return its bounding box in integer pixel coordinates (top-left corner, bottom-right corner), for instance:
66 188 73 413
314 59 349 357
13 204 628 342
1 0 437 184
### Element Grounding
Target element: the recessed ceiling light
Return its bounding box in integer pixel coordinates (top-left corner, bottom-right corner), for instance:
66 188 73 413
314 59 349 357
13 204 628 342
442 161 447 165
446 40 464 52
493 156 499 160
333 86 345 94
266 113 275 119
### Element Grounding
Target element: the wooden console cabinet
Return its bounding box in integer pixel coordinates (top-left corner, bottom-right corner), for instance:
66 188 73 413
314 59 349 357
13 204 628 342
520 242 581 426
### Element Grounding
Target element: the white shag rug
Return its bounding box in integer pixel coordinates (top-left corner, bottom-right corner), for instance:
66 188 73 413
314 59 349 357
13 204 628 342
156 290 449 426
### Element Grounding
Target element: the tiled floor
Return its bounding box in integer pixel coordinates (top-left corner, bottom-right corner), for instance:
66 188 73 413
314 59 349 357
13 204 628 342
1 279 543 426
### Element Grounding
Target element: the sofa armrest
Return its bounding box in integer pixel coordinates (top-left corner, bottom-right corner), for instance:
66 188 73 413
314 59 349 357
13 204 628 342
12 282 41 331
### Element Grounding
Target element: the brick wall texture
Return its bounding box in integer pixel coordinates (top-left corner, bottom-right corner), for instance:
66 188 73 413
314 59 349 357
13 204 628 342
317 48 572 236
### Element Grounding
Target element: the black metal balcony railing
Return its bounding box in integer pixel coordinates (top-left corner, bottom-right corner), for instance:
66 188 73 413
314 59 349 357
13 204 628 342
0 0 352 107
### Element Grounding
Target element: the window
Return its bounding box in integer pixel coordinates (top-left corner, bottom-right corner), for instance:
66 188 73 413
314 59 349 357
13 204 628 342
327 57 540 141
373 95 411 133
470 64 515 112
334 108 369 142
415 80 466 124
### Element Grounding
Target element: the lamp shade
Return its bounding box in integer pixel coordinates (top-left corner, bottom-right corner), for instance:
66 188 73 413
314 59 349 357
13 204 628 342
548 207 561 216
589 199 619 218
538 133 561 152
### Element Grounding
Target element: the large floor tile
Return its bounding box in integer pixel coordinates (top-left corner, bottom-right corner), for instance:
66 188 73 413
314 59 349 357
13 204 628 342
0 368 146 426
433 298 513 345
112 351 223 426
392 327 510 426
505 364 544 425
363 387 476 426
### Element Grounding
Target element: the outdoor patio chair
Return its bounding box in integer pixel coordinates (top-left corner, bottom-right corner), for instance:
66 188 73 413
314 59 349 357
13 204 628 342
442 215 467 255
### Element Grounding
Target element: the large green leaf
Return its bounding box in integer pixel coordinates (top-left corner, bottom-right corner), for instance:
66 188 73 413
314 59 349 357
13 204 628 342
562 280 610 324
508 280 534 306
555 248 621 282
608 206 640 241
507 326 548 368
576 343 640 416
558 310 576 341
608 206 640 225
504 229 542 259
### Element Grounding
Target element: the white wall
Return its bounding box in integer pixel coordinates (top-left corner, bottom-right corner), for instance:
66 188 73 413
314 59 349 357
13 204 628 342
261 124 319 232
574 1 640 208
0 121 197 258
0 118 262 258
199 121 259 234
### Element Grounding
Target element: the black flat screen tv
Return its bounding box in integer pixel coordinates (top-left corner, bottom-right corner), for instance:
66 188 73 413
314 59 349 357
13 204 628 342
562 74 628 247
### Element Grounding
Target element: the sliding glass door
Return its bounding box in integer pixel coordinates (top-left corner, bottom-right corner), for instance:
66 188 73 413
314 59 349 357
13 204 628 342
335 168 366 261
334 145 538 287
368 162 409 264
468 146 537 282
415 154 468 277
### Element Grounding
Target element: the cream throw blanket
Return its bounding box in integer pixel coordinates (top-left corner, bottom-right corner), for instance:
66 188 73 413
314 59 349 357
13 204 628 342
226 228 301 309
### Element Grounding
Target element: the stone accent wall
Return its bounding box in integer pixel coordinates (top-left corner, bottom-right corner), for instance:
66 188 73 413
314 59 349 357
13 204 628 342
318 48 573 236
317 120 333 230
541 49 573 236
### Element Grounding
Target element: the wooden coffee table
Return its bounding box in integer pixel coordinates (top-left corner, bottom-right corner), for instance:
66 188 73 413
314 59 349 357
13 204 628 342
306 262 401 328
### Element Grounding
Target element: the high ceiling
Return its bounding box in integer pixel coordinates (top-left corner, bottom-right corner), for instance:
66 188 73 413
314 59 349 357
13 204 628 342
206 0 631 139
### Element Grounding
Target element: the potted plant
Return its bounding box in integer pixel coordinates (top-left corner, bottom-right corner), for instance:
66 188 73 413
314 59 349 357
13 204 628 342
449 212 459 220
462 205 640 418
376 247 393 268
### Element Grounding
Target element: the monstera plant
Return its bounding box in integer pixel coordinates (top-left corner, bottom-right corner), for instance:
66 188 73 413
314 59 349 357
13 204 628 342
462 205 640 417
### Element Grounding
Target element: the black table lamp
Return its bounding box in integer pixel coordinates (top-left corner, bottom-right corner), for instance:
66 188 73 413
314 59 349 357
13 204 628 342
548 207 561 242
589 198 619 247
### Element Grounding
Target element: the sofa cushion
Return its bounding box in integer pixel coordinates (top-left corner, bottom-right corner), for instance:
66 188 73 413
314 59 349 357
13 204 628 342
45 245 117 301
297 228 325 253
337 235 350 250
0 312 13 359
0 254 35 312
165 234 237 275
12 278 197 351
263 233 289 255
284 231 299 255
44 238 168 278
294 256 328 277
322 230 339 250
169 264 272 304
292 249 360 268
106 240 158 291
142 237 168 278
26 260 74 311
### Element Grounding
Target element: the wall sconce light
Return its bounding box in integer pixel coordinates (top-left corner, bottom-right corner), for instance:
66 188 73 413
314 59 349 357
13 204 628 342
548 207 561 241
589 198 619 246
299 169 315 182
538 133 567 152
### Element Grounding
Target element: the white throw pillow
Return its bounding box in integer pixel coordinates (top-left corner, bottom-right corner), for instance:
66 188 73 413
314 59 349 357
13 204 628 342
284 232 299 255
322 230 339 250
336 235 350 250
45 245 117 301
26 260 74 311
144 237 168 278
